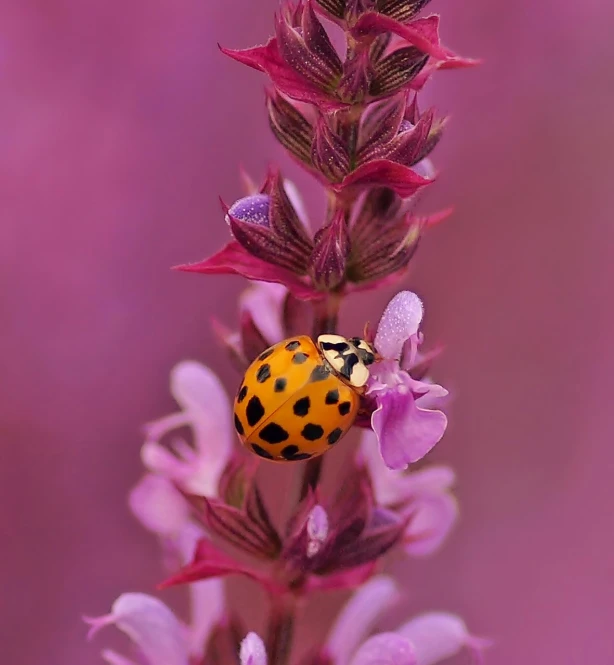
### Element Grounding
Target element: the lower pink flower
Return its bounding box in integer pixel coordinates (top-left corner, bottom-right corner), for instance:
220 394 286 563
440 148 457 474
368 291 448 470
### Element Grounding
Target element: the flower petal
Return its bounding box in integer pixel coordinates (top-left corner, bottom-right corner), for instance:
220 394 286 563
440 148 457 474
358 430 417 506
240 632 268 665
189 578 226 659
128 474 190 538
325 576 400 665
101 650 139 665
142 361 232 497
239 281 287 347
397 613 489 665
375 291 423 360
86 593 189 665
350 633 416 665
404 483 458 557
371 386 447 470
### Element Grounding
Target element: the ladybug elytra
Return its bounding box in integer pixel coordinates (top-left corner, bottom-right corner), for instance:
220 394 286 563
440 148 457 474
233 335 376 462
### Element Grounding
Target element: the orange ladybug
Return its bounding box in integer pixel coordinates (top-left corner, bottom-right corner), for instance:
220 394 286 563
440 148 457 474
233 335 376 462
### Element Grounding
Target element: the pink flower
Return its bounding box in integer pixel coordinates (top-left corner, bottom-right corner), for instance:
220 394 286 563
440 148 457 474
359 430 458 556
140 360 233 497
322 576 488 665
368 291 448 470
85 474 227 665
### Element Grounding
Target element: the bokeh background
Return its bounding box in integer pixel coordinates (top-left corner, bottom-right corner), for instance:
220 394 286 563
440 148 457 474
2 1 613 663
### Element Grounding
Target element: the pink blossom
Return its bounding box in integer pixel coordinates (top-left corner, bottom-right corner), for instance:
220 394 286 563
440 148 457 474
368 291 448 470
140 360 233 496
85 593 190 665
323 575 487 665
359 430 458 556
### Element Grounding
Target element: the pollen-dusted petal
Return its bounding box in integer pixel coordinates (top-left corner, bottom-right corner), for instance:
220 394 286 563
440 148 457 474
325 576 400 665
375 291 423 360
240 632 268 665
371 386 447 470
86 594 189 665
397 613 489 665
350 633 416 665
228 194 271 226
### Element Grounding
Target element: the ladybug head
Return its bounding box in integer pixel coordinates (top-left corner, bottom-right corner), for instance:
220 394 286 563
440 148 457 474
349 337 376 366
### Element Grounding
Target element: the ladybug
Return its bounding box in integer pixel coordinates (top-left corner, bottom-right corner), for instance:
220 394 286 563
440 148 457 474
233 334 376 462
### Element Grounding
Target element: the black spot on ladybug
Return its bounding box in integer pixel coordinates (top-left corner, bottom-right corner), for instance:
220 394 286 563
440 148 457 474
339 353 360 380
259 422 289 444
251 443 274 459
281 445 312 461
246 395 265 426
292 352 309 364
256 363 271 383
234 414 245 436
274 377 287 393
327 428 343 445
338 401 352 416
258 347 275 361
285 340 300 351
293 396 311 417
321 341 350 354
325 389 339 404
237 385 248 403
301 423 324 441
309 364 330 382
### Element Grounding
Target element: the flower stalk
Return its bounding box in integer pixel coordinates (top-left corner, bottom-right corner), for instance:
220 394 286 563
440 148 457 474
84 2 487 665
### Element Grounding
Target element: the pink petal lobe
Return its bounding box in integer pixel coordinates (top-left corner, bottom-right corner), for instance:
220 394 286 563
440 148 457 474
326 576 400 665
128 474 190 537
375 291 423 360
397 613 489 665
350 633 416 665
86 593 189 665
371 388 447 470
239 281 287 346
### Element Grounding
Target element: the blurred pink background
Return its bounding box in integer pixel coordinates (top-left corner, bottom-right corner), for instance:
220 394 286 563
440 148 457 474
2 1 613 663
